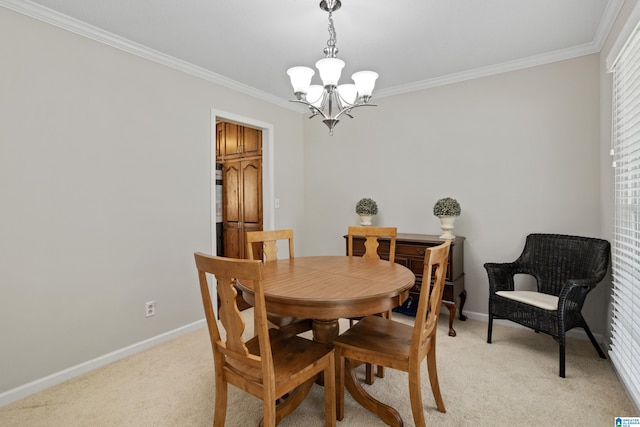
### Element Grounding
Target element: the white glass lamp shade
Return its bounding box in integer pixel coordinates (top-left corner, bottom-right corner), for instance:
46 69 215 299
287 66 315 94
306 85 325 108
352 71 378 98
315 58 345 87
337 84 357 105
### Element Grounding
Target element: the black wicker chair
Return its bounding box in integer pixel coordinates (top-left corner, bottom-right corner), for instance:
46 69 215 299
485 233 610 377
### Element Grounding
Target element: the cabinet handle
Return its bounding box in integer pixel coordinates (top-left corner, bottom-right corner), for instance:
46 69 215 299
416 248 426 255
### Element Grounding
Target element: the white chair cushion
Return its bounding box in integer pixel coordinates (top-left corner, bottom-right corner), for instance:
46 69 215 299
495 290 558 311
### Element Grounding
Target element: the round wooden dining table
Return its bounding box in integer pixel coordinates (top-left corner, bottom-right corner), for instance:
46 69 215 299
236 255 415 343
237 255 416 426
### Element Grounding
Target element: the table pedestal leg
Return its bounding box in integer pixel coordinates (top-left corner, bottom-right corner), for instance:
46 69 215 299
312 319 340 386
344 359 403 427
271 378 315 426
312 319 340 343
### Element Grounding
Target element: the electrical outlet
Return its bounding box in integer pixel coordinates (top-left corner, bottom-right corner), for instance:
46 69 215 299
145 301 156 317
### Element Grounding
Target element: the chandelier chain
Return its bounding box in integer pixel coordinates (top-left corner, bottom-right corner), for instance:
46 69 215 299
325 12 338 58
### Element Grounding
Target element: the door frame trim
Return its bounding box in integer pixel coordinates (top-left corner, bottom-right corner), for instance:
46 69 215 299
210 109 275 256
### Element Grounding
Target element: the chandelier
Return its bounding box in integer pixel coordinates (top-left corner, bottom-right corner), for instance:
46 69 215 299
286 0 378 134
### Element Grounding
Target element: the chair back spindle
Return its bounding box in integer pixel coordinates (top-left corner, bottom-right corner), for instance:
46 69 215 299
246 229 294 262
413 241 450 358
195 256 269 375
347 226 397 263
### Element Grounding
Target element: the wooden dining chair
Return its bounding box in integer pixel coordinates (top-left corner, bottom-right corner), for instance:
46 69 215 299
194 253 336 427
346 225 397 384
334 240 451 427
246 229 313 336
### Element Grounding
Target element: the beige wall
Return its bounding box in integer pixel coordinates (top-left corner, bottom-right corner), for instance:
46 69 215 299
0 7 305 394
2 0 634 401
302 54 604 329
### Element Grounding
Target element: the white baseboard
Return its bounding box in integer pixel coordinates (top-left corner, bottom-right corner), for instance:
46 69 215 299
0 319 206 407
1 312 606 408
461 310 605 344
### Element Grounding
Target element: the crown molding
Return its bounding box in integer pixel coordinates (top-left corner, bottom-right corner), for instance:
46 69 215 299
594 0 626 51
375 0 625 99
0 0 296 111
2 0 626 106
606 0 640 71
375 42 601 99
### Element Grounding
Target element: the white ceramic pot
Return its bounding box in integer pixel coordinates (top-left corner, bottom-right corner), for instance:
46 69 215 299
438 216 456 239
359 214 373 225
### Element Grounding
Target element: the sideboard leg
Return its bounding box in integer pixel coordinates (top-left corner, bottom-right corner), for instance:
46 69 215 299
443 302 457 337
459 289 467 321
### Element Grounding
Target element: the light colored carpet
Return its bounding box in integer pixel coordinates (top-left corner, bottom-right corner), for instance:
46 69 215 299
0 311 636 426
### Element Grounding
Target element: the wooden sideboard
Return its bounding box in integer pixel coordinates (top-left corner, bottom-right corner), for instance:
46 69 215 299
345 233 466 336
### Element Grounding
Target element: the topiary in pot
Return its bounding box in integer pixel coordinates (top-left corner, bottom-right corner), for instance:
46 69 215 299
433 197 461 239
433 197 461 217
355 198 378 225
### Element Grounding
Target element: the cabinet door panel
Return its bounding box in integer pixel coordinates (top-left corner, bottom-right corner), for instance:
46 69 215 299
407 258 425 277
223 224 241 259
242 127 262 157
223 123 241 158
223 162 241 222
241 160 262 224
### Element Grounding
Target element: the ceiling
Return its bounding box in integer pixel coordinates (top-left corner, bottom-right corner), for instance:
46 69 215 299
3 0 624 106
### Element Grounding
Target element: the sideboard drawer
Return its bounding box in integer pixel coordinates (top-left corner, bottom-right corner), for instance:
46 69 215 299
396 242 456 281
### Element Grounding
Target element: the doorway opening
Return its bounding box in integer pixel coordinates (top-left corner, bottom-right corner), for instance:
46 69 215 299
210 110 275 293
211 110 275 312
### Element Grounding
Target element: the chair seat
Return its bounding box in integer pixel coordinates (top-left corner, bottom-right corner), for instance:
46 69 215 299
228 328 333 393
496 290 558 311
336 315 413 366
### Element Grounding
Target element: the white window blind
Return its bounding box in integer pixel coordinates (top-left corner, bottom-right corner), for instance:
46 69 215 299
610 19 640 412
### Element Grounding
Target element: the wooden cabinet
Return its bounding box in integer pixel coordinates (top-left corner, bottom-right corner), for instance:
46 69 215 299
216 121 263 312
222 159 262 260
345 233 466 336
217 122 262 160
217 120 264 261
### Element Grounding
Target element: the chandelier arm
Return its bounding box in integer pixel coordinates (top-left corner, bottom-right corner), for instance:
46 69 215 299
332 102 377 121
288 99 330 121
